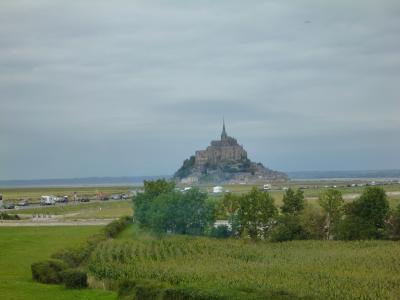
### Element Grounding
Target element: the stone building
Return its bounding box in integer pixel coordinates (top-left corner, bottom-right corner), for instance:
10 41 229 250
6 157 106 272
195 120 247 167
174 121 288 183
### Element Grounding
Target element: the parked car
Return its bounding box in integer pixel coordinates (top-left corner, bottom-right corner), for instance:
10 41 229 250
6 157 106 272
40 196 56 206
78 197 90 202
121 194 129 200
57 196 68 203
4 203 15 209
111 194 122 200
17 199 29 207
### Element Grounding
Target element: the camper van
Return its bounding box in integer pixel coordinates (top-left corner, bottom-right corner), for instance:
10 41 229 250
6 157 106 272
40 196 56 206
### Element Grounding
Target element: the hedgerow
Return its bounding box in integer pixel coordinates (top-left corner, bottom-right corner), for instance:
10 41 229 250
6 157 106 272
31 259 67 284
31 216 132 286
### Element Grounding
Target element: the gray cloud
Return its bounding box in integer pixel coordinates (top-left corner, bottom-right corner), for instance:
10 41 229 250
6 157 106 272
1 0 400 179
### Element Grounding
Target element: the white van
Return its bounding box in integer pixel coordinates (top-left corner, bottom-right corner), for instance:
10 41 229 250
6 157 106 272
40 196 56 205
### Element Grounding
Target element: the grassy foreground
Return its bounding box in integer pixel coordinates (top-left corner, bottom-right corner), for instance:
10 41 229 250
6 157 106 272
0 226 116 300
89 225 400 299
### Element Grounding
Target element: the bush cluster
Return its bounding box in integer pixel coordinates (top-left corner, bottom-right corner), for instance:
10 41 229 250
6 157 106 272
31 216 132 288
62 269 88 289
31 259 67 284
0 212 20 220
51 216 132 268
104 215 132 238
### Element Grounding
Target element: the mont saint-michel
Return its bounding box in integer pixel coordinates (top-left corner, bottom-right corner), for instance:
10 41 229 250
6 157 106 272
174 122 288 183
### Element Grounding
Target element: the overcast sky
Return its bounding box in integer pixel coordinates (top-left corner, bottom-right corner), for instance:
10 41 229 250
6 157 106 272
1 0 400 180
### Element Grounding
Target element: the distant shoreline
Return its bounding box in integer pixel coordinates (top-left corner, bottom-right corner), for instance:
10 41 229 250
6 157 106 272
0 176 170 188
1 170 399 188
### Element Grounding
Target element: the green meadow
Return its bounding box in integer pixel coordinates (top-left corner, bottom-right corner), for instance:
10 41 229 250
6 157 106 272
0 226 116 300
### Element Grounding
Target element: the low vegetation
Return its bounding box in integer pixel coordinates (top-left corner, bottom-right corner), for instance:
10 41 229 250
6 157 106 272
0 211 20 220
30 216 131 292
0 226 116 300
62 269 88 289
81 180 400 299
89 227 400 299
31 259 67 284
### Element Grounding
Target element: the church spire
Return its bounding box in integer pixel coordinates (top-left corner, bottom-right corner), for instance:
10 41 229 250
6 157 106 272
221 118 228 140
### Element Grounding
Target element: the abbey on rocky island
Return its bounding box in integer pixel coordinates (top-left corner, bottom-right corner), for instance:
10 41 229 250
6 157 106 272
174 121 288 184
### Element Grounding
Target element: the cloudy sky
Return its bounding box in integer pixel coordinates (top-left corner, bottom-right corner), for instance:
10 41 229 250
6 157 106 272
1 0 400 180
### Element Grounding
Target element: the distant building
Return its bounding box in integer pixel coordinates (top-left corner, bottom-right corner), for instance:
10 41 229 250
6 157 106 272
174 120 288 184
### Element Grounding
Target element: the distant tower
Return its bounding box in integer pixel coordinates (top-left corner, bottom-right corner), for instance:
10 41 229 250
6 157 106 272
221 118 228 140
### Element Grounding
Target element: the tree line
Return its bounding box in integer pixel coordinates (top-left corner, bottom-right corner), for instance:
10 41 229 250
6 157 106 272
133 179 400 241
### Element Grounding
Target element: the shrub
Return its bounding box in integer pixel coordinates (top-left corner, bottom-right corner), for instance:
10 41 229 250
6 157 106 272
51 216 131 268
104 215 132 238
51 246 87 268
118 280 169 300
210 225 232 238
31 259 67 284
118 280 138 300
270 215 308 242
0 212 20 220
62 269 88 289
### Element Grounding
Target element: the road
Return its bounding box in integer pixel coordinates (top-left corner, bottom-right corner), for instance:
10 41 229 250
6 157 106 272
0 218 114 226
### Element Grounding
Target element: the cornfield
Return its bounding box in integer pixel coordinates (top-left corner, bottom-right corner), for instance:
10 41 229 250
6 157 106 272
89 234 400 299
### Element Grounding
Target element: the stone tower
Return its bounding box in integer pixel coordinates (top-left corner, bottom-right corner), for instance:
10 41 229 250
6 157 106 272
221 119 228 140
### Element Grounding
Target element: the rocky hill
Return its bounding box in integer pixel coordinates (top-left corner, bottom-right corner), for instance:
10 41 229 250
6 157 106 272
174 122 288 184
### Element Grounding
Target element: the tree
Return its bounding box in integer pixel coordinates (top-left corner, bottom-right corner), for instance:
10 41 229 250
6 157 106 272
269 188 308 242
236 188 277 240
387 204 400 240
222 193 240 216
299 204 325 239
338 187 389 240
133 179 175 227
147 188 215 235
281 188 304 216
318 189 344 239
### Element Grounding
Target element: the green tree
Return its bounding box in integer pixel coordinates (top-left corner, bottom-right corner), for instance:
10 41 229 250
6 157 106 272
222 193 240 216
147 188 214 235
133 179 175 227
318 189 344 239
236 188 277 240
338 187 389 240
299 204 325 239
387 204 400 240
281 188 305 215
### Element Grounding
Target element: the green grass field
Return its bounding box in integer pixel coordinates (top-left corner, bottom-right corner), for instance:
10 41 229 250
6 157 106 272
90 224 400 299
0 226 117 300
